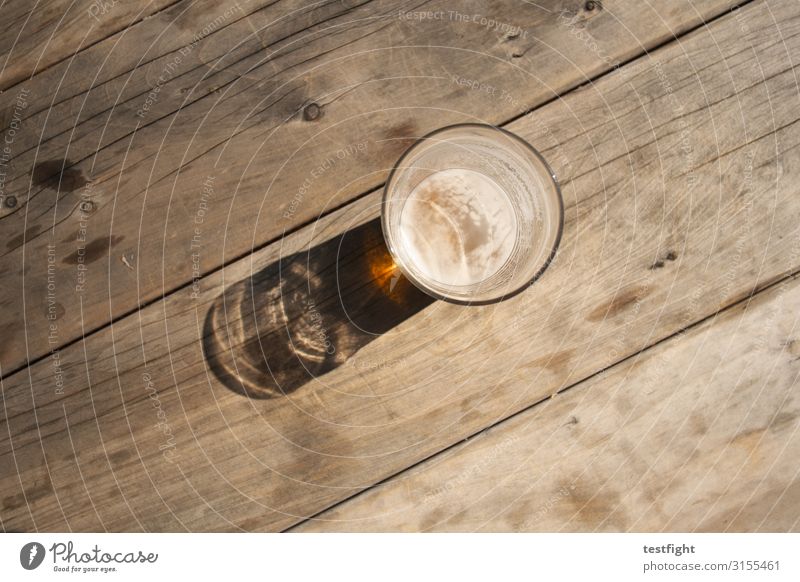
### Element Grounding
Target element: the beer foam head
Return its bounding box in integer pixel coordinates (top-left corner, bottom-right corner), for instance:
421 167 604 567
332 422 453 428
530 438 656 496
397 168 516 287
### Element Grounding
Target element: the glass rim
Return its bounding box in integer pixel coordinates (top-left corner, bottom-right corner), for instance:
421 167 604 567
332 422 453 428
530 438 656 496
381 122 564 306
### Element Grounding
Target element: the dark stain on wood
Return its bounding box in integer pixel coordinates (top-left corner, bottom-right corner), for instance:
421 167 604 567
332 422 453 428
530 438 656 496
614 395 634 415
532 348 575 375
46 301 66 320
108 448 134 466
784 338 800 360
2 476 52 511
771 411 797 431
563 482 627 529
587 285 649 322
6 224 41 249
62 235 124 265
32 159 89 192
649 250 678 270
690 412 708 436
459 396 477 416
385 120 417 142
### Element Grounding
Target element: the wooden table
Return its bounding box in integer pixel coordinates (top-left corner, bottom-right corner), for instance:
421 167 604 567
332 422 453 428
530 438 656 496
1 0 799 532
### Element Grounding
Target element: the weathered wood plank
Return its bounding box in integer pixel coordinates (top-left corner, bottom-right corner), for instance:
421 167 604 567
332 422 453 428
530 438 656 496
0 0 373 176
0 0 741 374
295 274 800 532
2 0 799 532
0 0 177 91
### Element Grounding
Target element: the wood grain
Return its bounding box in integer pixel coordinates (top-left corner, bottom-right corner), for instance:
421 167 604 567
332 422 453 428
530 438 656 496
0 0 177 91
2 0 799 532
0 0 741 374
295 273 800 532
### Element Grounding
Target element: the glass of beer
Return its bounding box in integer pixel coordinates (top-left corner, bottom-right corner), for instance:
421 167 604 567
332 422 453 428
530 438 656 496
381 123 563 304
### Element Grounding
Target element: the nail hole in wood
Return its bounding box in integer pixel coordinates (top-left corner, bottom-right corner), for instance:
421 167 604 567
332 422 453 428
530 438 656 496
303 103 321 121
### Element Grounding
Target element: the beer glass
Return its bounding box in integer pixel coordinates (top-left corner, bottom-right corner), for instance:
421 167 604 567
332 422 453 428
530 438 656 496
381 123 563 304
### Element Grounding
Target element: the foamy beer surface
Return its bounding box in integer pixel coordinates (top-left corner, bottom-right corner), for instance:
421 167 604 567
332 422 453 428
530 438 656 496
382 124 563 303
398 169 516 286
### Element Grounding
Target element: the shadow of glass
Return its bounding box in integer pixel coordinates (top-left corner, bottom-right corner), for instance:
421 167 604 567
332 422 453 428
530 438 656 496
203 217 434 398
